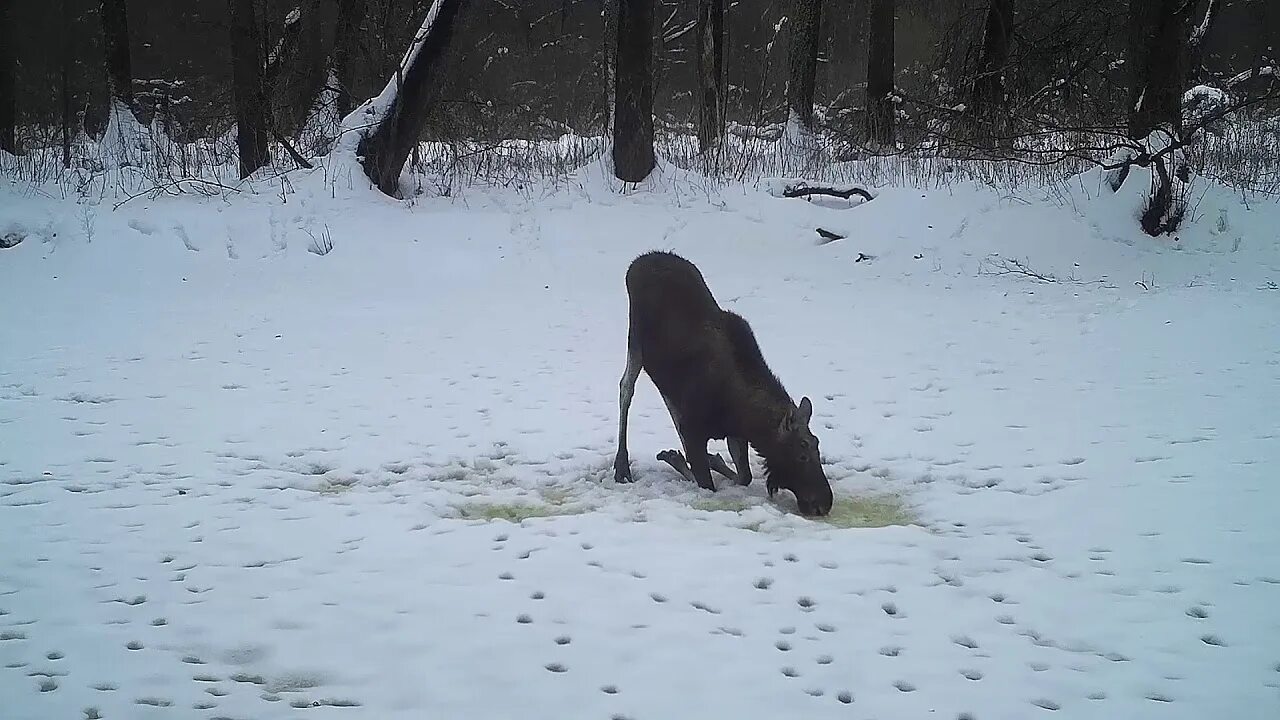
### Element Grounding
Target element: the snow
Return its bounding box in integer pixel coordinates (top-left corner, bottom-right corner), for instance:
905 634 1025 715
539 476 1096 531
2 151 1280 720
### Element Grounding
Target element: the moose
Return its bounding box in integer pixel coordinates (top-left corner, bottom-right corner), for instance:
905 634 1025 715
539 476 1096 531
613 250 834 517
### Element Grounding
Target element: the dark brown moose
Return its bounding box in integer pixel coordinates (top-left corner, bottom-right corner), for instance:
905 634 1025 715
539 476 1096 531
613 251 834 516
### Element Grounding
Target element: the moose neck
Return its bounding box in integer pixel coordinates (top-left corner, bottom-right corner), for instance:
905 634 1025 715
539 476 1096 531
736 383 793 456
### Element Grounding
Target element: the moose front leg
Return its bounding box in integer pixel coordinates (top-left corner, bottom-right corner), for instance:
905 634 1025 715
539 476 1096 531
681 434 717 491
727 437 752 487
707 452 738 482
613 331 643 483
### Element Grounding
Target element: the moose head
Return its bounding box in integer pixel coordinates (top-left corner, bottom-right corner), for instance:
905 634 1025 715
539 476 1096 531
764 397 834 516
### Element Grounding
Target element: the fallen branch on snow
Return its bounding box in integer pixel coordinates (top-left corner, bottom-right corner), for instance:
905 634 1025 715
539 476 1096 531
977 256 1110 286
783 183 874 202
815 227 845 243
112 178 242 209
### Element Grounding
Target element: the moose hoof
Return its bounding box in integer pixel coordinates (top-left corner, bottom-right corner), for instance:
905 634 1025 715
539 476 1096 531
656 449 685 467
613 455 633 483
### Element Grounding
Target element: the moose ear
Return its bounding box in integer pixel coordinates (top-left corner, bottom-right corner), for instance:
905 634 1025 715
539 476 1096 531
797 396 813 427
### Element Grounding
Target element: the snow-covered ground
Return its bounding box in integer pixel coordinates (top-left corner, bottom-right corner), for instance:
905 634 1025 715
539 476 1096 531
2 158 1279 720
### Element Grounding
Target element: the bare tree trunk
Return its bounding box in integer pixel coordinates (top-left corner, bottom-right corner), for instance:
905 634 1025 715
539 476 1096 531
99 0 135 114
865 0 894 146
601 0 617 133
1127 0 1187 139
332 0 368 119
61 0 73 167
786 0 822 130
356 0 469 196
0 0 15 154
612 0 656 182
972 0 1012 136
229 0 271 178
267 0 326 135
695 0 724 154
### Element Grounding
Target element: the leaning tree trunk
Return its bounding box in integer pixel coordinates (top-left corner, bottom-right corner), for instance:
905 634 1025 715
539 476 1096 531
695 0 724 154
0 0 15 154
612 0 655 182
99 0 135 115
229 0 270 178
1127 0 1187 139
971 0 1013 140
785 0 822 131
865 0 895 147
356 0 469 196
332 0 368 120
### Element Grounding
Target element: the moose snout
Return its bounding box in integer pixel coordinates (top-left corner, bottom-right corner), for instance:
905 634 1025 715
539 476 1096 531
797 488 834 517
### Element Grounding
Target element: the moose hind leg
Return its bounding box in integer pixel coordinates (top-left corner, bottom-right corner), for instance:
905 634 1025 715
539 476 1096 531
657 449 696 483
707 452 738 482
613 332 643 483
728 437 752 487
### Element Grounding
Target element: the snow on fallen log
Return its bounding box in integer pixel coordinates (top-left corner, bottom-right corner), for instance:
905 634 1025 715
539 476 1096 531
763 178 876 206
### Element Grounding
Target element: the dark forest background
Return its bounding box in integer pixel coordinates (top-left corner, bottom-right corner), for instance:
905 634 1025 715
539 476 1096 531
6 0 1275 143
1 0 1277 235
